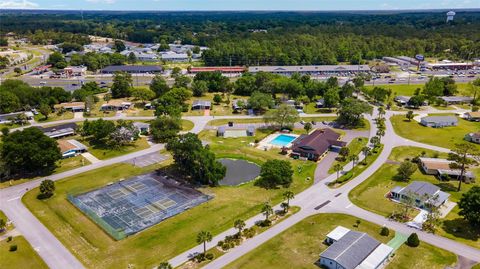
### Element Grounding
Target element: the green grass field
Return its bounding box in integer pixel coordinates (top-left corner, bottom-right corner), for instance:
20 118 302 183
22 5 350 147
225 213 456 269
328 137 368 173
391 115 480 150
207 116 337 127
23 128 317 268
181 119 194 131
78 137 151 160
349 146 480 249
365 82 470 99
0 236 49 269
0 155 91 189
34 111 74 123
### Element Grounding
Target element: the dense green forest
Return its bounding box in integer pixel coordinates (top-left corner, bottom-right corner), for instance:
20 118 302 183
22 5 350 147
1 11 479 65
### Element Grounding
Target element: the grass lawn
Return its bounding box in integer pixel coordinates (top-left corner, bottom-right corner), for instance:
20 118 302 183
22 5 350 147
329 145 384 188
181 119 194 131
34 112 74 123
23 129 317 268
0 155 91 189
328 137 368 174
184 93 247 116
0 122 30 130
224 213 456 269
365 82 470 99
349 146 480 248
77 137 150 160
0 236 49 269
303 103 335 114
125 109 155 117
0 210 12 233
391 115 480 150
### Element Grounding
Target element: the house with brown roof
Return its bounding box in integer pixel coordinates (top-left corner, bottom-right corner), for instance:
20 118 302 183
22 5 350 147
57 139 87 158
100 100 132 111
54 102 85 112
464 112 480 122
291 128 346 161
465 132 480 144
419 157 475 181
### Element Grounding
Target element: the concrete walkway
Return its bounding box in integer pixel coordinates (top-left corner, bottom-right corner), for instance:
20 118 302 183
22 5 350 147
0 229 21 241
81 152 100 164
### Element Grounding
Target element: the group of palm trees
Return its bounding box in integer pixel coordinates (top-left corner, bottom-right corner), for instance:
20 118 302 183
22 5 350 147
333 107 386 181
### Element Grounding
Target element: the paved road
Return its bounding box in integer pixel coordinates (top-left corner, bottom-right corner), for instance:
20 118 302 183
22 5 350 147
1 109 479 269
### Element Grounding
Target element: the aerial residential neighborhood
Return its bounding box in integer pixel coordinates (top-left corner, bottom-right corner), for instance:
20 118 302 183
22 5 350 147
0 3 480 269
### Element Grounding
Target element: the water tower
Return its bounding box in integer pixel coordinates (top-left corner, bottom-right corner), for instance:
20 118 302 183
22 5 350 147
446 11 456 23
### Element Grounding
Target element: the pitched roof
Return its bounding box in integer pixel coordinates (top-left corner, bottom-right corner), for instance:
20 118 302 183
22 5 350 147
321 230 380 269
421 116 458 123
399 181 440 197
57 140 77 153
419 157 452 170
291 128 345 155
466 112 480 118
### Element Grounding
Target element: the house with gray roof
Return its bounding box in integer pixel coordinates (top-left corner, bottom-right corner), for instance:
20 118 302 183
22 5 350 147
440 96 473 105
192 100 211 110
390 181 450 209
319 226 393 269
420 115 458 128
465 132 480 144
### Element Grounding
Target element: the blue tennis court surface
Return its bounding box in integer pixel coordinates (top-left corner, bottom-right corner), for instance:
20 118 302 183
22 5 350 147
69 172 211 239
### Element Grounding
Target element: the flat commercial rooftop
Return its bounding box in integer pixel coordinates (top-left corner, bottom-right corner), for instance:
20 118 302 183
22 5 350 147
69 173 210 240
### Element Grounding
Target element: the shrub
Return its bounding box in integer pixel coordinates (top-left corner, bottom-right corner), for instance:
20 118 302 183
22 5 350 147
217 240 224 247
380 227 390 236
257 219 272 227
7 236 12 242
407 233 420 247
9 245 17 252
194 253 206 262
243 227 256 238
205 253 214 260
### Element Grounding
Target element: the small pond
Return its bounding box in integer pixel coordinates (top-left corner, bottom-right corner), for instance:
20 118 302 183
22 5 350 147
219 158 261 186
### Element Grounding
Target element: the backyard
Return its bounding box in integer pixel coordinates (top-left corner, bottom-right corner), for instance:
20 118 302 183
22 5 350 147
76 136 151 160
224 213 456 269
22 129 317 269
349 146 480 249
391 115 480 150
328 137 368 174
0 236 49 269
365 82 471 99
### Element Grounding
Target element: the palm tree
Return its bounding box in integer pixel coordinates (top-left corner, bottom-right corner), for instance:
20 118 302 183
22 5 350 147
449 143 480 191
196 231 213 254
261 202 273 221
362 146 371 164
406 110 414 122
349 155 359 169
377 107 385 118
157 262 173 269
283 190 295 208
234 219 246 235
376 129 385 141
333 163 343 180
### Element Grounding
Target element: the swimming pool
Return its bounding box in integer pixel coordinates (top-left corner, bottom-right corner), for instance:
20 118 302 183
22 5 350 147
269 134 298 147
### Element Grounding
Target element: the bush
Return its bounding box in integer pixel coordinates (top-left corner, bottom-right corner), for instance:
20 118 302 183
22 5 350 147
380 227 390 236
407 233 420 247
9 245 17 252
257 219 272 227
7 236 12 242
217 240 224 247
205 253 214 260
243 227 256 238
194 253 206 262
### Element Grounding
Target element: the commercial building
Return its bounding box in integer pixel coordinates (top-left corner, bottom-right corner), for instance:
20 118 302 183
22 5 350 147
100 65 163 74
63 66 87 77
319 226 393 269
248 65 371 76
426 62 474 71
160 52 189 62
291 128 346 161
189 66 246 74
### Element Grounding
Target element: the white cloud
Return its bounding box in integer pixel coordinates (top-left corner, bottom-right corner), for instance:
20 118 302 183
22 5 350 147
0 0 39 8
86 0 116 4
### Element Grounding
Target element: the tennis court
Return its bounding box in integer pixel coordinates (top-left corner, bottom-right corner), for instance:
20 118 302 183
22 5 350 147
68 172 211 240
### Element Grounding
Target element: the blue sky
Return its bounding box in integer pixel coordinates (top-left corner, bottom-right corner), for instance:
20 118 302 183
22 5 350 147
0 0 478 10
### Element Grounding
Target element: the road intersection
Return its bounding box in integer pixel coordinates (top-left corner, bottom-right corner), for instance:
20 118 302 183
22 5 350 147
1 108 479 269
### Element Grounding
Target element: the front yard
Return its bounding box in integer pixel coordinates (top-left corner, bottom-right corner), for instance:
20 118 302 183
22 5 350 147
391 115 480 150
225 213 456 269
349 146 480 249
0 236 49 269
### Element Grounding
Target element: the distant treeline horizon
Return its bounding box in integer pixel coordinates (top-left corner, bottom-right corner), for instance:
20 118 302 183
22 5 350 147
1 10 479 66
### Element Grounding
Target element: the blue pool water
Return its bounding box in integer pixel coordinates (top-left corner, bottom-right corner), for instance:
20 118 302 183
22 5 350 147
270 134 297 147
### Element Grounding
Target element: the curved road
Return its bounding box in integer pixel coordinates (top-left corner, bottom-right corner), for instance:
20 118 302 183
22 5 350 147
1 109 479 269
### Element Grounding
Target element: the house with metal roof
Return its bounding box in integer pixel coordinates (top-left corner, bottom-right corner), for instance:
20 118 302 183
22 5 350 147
420 115 458 128
291 128 346 161
0 112 33 124
465 132 480 144
440 96 473 105
192 100 211 110
390 181 450 209
37 123 78 139
54 102 85 112
319 226 393 269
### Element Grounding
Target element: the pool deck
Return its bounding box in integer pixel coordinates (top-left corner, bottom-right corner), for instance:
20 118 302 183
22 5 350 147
257 133 300 150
